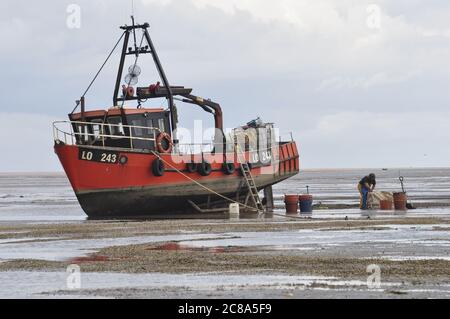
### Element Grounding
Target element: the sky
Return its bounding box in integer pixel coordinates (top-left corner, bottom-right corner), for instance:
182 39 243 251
0 0 450 171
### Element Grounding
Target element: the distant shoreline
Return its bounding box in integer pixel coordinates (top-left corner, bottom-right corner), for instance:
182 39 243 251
1 167 449 175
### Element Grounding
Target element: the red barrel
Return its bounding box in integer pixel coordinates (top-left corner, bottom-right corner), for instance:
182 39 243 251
284 194 299 214
379 199 393 210
393 192 407 210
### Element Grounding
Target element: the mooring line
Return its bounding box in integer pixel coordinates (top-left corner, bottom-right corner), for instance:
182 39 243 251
150 151 257 212
150 151 309 220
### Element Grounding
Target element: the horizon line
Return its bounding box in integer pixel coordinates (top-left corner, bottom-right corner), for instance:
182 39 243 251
1 166 449 174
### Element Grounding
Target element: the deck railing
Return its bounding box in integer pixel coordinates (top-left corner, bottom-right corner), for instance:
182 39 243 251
53 120 161 151
53 121 284 161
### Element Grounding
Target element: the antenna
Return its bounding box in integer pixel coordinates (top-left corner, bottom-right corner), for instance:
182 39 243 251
130 0 138 24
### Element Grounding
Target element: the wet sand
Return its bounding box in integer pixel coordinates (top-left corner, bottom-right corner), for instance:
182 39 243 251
0 215 449 298
0 169 449 298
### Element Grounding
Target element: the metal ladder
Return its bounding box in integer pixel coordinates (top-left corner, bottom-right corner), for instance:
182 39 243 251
236 145 264 213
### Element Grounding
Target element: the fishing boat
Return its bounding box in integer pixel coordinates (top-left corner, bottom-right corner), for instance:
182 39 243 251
53 18 300 218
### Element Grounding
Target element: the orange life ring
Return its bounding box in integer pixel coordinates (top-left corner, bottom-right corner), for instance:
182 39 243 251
156 132 173 154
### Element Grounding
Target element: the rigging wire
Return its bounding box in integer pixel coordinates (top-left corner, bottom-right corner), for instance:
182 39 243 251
71 31 126 114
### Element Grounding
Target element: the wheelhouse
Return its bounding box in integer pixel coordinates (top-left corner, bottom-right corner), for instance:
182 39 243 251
69 107 170 151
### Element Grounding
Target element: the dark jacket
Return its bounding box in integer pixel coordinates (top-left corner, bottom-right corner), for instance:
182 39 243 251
359 176 376 189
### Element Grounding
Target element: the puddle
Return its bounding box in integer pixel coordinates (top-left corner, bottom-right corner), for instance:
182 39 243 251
378 256 450 261
0 237 57 245
147 242 248 253
175 227 450 250
272 207 450 220
0 271 401 298
0 234 237 262
0 225 448 262
146 242 315 253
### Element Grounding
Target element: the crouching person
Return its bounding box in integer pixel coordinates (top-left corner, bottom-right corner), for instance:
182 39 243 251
358 173 376 210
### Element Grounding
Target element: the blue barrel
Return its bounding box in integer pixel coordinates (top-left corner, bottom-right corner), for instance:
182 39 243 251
299 194 313 213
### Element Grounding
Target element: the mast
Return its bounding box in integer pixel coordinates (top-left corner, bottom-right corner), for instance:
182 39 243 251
142 26 177 136
114 21 177 141
113 30 130 106
70 18 223 148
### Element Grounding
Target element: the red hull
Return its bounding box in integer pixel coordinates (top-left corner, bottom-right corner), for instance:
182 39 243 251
55 142 299 217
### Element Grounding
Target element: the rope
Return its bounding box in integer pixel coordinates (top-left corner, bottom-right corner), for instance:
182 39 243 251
150 152 311 221
150 151 258 212
150 151 309 220
71 32 126 114
150 153 305 220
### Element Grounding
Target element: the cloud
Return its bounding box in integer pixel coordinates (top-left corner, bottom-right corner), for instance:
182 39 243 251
1 0 450 170
298 111 450 168
317 71 420 90
0 113 62 172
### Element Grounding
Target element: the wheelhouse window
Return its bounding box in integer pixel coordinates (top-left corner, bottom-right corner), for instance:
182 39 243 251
158 118 165 133
126 113 166 150
89 119 104 143
76 124 88 144
129 117 155 139
107 116 124 138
